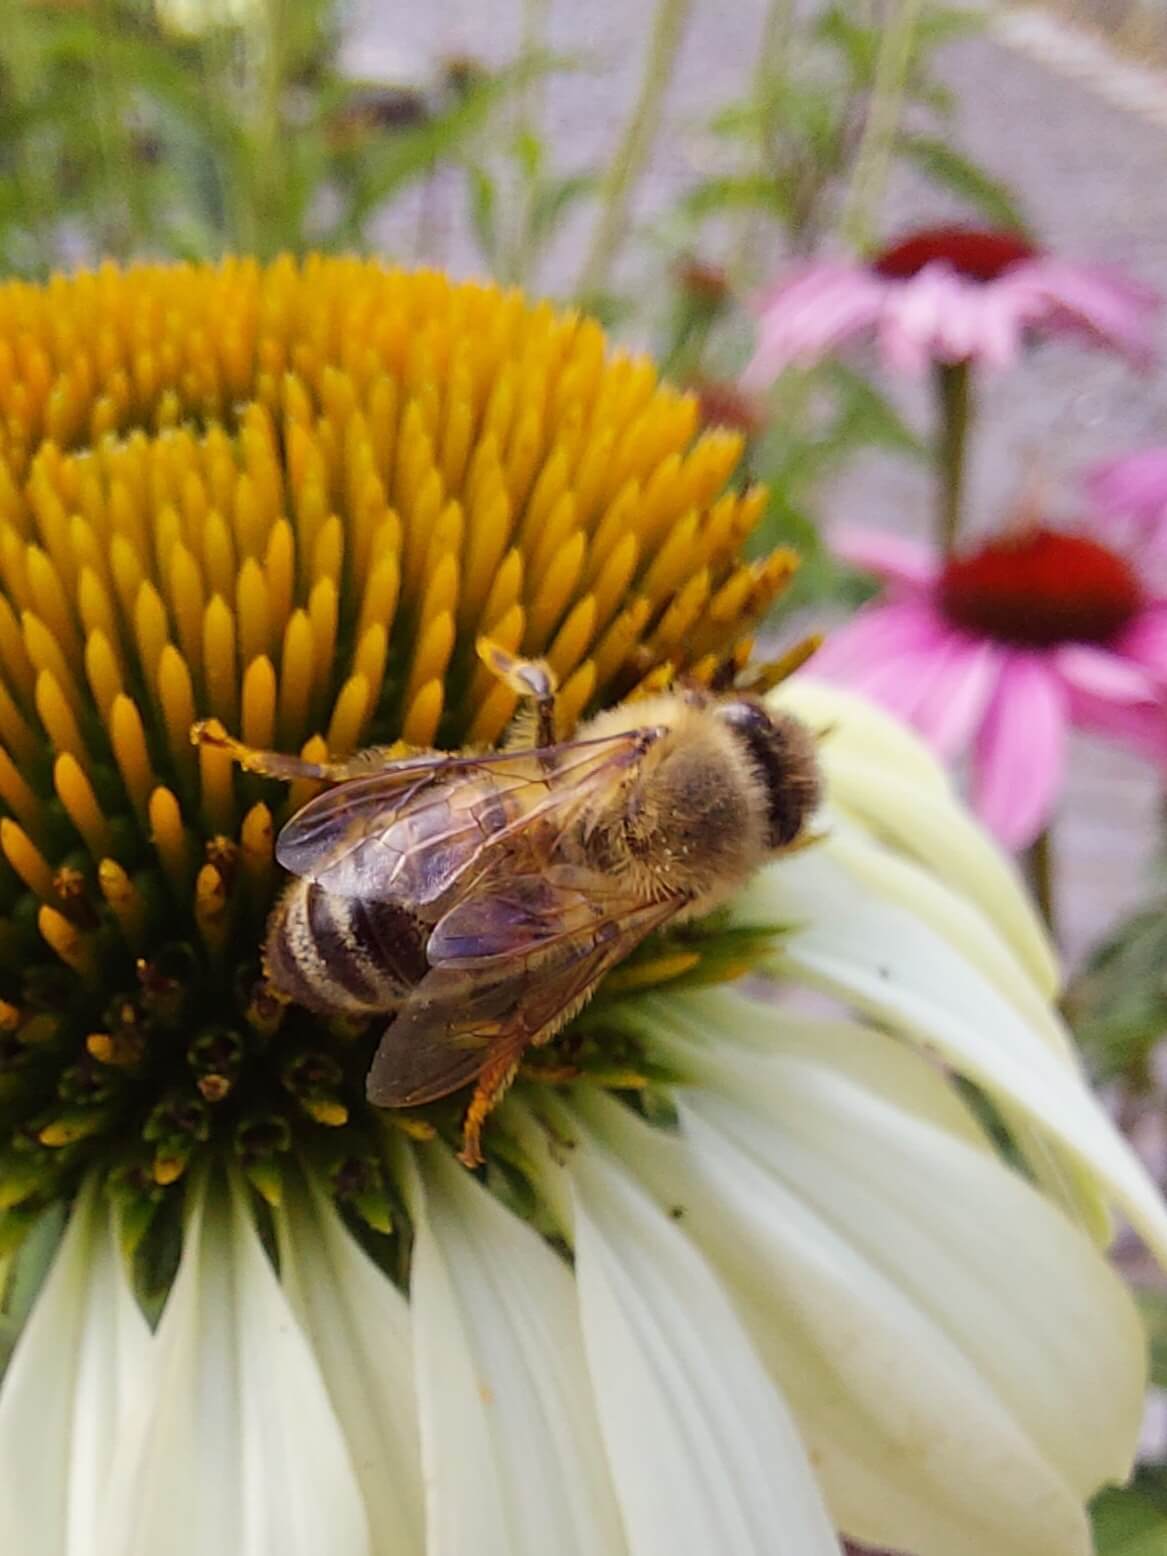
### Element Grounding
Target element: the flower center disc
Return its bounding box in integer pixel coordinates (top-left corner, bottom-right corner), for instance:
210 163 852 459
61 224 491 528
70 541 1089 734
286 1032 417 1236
939 528 1143 647
872 227 1037 283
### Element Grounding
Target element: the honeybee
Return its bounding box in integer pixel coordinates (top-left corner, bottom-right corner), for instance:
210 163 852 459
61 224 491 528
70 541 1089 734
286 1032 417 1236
193 640 820 1166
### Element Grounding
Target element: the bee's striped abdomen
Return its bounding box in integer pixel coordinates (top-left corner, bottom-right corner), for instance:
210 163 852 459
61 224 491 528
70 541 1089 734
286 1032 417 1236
265 882 428 1015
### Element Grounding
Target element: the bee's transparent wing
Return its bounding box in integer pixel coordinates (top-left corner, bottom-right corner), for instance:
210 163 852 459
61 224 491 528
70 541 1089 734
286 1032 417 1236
277 731 656 905
365 877 679 1107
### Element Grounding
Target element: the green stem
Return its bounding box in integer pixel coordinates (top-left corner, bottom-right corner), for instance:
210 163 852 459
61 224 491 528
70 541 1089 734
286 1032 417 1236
249 0 291 256
730 0 796 280
837 0 925 254
4 0 56 274
576 0 693 301
92 0 149 261
934 359 971 556
505 0 550 286
1024 827 1057 938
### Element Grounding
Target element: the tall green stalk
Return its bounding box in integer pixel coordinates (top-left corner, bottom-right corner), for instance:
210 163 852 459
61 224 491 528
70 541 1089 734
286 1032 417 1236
837 0 925 254
504 0 550 285
935 360 972 556
1025 826 1057 938
730 0 796 279
576 0 693 300
3 0 56 274
251 0 292 256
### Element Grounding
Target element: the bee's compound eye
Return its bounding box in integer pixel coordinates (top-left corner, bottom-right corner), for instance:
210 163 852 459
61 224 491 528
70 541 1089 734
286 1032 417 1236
716 699 772 734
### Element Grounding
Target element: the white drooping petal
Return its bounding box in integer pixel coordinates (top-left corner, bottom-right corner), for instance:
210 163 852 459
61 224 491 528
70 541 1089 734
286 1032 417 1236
568 1003 1142 1556
772 678 950 795
819 823 1068 1053
398 1140 627 1556
0 1179 150 1556
101 1168 370 1556
274 1173 423 1556
772 677 1057 997
507 1099 841 1556
744 846 1167 1264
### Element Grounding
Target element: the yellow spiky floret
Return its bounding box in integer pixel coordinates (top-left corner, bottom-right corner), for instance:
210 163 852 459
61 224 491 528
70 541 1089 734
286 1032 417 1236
0 257 794 1224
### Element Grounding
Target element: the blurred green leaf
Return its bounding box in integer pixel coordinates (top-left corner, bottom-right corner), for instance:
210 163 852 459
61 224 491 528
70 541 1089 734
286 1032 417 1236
914 6 985 48
679 174 793 223
344 51 578 229
1136 1287 1167 1389
513 126 544 181
898 134 1029 233
467 164 498 263
821 363 925 458
1092 1474 1167 1556
528 171 599 245
1066 895 1167 1083
814 6 880 85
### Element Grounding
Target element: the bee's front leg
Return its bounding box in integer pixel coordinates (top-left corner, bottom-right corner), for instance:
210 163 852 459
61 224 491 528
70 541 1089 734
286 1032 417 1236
475 638 558 748
191 719 427 786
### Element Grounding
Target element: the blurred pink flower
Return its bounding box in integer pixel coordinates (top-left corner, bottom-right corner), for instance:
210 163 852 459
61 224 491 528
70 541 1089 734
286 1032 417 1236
1086 447 1167 558
814 520 1167 848
744 226 1160 385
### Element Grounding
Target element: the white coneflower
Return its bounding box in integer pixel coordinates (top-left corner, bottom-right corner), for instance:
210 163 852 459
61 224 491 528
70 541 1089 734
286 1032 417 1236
0 261 1161 1556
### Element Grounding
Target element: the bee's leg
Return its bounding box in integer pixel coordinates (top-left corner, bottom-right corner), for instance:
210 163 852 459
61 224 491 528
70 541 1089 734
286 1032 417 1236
476 637 558 747
456 1052 522 1168
191 718 427 786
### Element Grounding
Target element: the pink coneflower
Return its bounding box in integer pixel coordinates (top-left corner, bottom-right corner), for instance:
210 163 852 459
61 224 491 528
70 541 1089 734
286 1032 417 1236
813 519 1167 848
1086 447 1167 559
743 226 1159 385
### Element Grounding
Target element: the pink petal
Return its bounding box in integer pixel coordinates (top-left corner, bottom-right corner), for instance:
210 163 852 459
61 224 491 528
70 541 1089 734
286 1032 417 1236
743 264 886 387
965 284 1033 370
973 654 1068 850
877 264 961 374
910 639 1004 758
1063 686 1167 765
1113 605 1167 685
845 641 961 723
1053 643 1160 705
810 600 946 680
829 526 940 591
1008 258 1161 367
1086 448 1167 526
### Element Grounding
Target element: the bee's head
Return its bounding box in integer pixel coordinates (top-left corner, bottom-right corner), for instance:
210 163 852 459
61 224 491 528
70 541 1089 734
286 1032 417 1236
715 698 822 849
